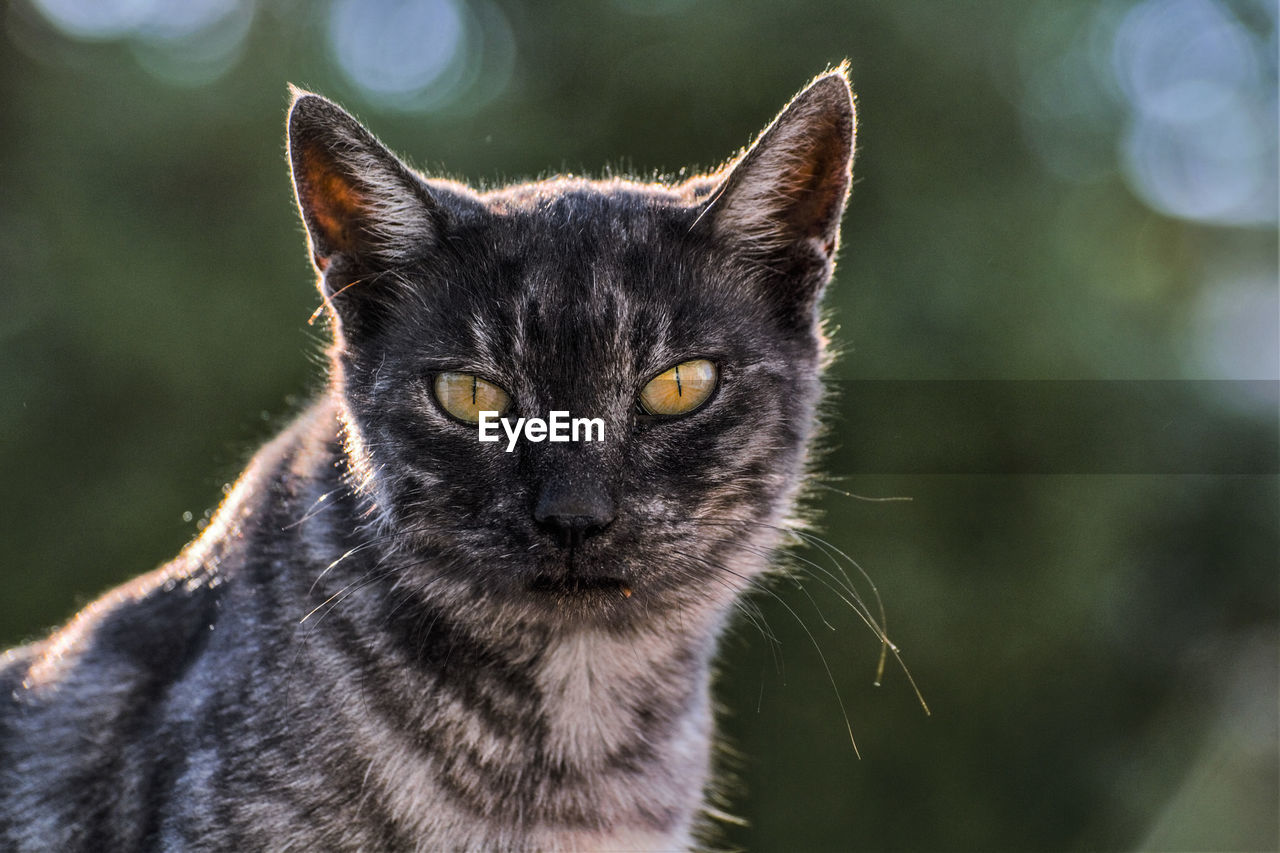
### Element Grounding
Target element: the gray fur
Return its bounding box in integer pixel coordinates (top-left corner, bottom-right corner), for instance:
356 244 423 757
0 69 855 851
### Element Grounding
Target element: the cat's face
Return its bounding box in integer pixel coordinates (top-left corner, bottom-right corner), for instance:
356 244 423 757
288 74 855 629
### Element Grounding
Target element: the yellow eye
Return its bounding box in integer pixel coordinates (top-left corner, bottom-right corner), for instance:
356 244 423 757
434 372 511 423
639 359 718 417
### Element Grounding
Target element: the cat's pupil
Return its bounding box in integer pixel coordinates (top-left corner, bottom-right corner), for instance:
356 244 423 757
639 359 717 416
434 372 510 423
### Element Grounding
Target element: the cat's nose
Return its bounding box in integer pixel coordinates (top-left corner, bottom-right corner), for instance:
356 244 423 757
533 480 616 549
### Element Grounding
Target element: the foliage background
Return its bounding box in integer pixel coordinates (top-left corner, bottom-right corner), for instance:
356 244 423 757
1 0 1276 849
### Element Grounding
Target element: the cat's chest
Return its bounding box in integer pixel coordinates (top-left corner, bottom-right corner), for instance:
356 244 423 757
536 630 666 765
530 825 691 852
357 629 714 849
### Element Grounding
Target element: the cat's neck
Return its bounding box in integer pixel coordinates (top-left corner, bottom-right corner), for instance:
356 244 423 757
534 622 717 768
352 620 717 846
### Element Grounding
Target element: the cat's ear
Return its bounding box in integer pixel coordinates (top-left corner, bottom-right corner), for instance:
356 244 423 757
700 68 855 303
287 87 438 273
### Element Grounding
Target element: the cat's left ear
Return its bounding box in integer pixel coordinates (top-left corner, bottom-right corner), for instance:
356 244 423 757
699 68 855 308
287 87 438 273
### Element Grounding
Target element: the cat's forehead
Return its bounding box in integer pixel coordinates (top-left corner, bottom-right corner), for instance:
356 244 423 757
477 179 695 251
416 180 738 380
481 177 693 217
458 181 710 313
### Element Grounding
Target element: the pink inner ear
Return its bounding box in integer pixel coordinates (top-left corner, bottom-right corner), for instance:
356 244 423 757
711 120 852 257
781 126 847 240
300 147 368 256
707 73 855 258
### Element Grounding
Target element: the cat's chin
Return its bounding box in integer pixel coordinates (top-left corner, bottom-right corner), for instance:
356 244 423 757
482 571 632 627
526 573 629 597
508 551 647 621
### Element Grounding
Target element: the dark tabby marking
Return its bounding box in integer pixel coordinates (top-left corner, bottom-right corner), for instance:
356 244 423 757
1 68 855 851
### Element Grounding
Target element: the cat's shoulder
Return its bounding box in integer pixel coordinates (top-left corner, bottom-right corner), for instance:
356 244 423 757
3 398 344 710
4 560 223 709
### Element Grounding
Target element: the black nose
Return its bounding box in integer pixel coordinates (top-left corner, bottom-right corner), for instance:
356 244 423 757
533 480 615 549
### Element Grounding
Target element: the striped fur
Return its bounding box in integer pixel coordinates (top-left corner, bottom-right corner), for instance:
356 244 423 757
0 69 855 851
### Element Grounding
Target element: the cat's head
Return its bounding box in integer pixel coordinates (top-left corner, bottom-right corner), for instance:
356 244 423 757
288 71 855 632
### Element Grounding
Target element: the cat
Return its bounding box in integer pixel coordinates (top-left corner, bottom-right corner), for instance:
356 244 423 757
0 67 855 851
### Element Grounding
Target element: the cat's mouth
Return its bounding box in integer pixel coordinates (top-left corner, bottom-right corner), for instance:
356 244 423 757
527 573 630 596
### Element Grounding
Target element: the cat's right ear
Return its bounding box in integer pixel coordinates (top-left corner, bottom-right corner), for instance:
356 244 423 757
287 87 438 275
695 68 856 313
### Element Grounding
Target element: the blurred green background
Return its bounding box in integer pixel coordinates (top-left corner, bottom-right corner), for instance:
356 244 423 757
1 0 1276 849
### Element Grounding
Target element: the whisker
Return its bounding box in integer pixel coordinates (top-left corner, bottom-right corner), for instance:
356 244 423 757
688 522 878 634
788 528 930 714
662 559 784 674
688 518 930 716
307 540 386 597
283 488 348 530
812 482 914 503
707 534 877 637
301 546 409 626
680 549 861 758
